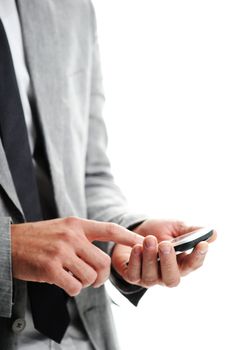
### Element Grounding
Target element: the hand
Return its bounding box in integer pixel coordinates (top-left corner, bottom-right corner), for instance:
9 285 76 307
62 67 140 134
111 219 217 288
11 217 144 296
132 219 217 243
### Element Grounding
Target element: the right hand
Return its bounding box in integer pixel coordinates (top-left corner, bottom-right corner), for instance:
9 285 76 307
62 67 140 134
11 217 144 296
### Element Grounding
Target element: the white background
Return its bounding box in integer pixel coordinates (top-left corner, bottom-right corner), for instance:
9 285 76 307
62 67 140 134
93 1 243 349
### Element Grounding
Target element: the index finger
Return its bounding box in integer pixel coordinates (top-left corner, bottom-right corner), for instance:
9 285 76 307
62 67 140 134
82 220 144 246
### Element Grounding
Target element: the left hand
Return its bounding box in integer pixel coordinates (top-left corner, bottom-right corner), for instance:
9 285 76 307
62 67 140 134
111 219 217 288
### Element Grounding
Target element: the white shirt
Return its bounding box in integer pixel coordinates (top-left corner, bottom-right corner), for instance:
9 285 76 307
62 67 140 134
0 0 36 155
0 1 93 349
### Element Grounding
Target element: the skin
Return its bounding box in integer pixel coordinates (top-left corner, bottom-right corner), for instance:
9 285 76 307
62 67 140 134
11 217 216 294
11 216 144 296
111 219 217 288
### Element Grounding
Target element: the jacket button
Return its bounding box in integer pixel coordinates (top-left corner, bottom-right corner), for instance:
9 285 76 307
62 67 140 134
12 318 26 333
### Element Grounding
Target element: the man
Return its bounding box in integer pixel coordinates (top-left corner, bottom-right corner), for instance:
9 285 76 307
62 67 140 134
0 1 216 349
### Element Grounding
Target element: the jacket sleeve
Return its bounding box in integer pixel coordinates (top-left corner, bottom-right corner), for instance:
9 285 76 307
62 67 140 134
0 217 13 317
85 4 147 305
85 5 147 230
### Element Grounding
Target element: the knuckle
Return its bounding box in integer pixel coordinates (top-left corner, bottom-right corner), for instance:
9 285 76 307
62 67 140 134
64 216 80 228
89 270 98 285
99 254 111 270
59 228 75 242
107 223 120 237
56 231 79 251
94 274 106 286
82 271 98 287
47 241 66 261
92 254 111 285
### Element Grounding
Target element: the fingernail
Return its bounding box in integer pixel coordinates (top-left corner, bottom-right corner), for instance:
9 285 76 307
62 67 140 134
144 237 156 249
159 243 172 255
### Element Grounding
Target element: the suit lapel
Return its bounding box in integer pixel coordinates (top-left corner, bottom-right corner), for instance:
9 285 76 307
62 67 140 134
0 141 23 215
1 0 64 218
17 0 66 210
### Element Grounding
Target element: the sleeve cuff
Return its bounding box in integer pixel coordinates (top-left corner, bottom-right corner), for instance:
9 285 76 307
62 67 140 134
109 216 148 305
110 267 147 306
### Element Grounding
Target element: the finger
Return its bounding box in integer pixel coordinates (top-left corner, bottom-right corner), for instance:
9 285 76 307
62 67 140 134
208 230 217 242
174 223 201 237
54 269 83 297
75 240 111 287
158 241 180 287
64 257 97 288
142 236 159 287
81 219 144 246
127 245 143 284
178 241 208 276
92 257 111 288
76 237 110 268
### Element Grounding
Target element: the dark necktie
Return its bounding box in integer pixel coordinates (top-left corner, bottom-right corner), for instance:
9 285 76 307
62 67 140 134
0 19 69 343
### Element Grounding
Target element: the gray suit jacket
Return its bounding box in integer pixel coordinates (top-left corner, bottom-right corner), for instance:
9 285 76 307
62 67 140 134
0 1 147 349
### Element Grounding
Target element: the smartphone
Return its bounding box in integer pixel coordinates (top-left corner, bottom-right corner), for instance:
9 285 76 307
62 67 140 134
126 227 214 266
171 227 214 254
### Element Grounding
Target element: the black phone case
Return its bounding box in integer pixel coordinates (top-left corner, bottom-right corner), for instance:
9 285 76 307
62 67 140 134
174 229 213 253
